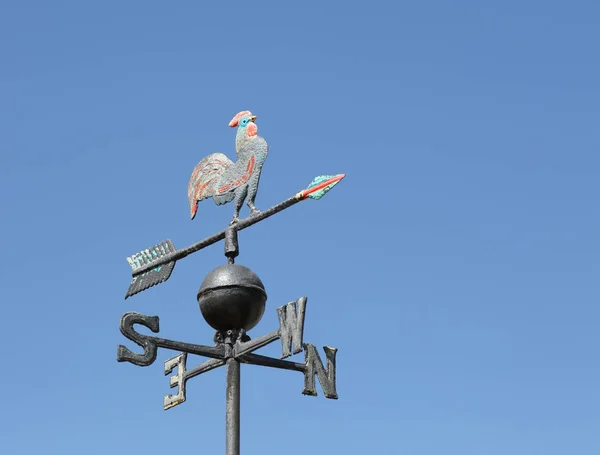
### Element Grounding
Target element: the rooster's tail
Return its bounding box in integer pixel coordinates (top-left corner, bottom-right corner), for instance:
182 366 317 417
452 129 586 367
188 153 233 220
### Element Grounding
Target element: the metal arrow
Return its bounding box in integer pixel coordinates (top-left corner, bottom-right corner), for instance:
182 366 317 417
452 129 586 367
125 174 345 298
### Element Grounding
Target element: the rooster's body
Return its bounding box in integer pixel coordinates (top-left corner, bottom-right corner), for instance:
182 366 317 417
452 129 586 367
188 111 269 224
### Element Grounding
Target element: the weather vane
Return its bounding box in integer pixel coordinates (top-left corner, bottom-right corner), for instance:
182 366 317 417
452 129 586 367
117 110 345 455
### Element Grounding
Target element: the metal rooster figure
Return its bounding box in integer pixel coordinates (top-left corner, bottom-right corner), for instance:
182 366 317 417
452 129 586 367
188 110 268 225
124 110 345 299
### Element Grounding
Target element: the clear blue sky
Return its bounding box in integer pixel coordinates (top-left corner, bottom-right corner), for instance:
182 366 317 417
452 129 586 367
1 1 599 454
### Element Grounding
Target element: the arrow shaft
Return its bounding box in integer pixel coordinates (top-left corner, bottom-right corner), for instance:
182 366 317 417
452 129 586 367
132 192 304 277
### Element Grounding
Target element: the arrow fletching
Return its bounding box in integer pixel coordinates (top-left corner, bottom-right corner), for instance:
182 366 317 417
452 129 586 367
302 174 345 200
125 240 176 299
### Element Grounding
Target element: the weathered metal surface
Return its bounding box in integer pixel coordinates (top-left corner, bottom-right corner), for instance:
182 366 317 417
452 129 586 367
164 353 187 410
117 312 160 366
117 312 225 367
117 298 338 403
184 358 226 381
197 264 267 331
237 352 306 372
163 357 227 411
225 358 240 455
232 329 280 357
125 240 176 298
124 175 345 298
119 112 344 454
118 291 339 455
188 111 268 225
302 344 338 399
277 297 307 359
224 227 239 264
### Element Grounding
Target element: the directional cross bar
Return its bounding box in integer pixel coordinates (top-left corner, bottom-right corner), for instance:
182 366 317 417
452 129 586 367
117 297 339 410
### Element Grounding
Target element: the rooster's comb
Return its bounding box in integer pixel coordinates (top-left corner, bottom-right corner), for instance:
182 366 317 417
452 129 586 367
229 110 252 127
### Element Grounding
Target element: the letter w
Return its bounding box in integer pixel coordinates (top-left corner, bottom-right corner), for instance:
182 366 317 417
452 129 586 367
277 297 307 359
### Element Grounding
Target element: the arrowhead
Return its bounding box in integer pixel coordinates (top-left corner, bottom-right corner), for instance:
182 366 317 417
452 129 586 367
303 174 345 200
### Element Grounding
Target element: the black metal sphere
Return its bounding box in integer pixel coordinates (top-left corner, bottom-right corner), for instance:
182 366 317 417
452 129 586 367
197 263 267 332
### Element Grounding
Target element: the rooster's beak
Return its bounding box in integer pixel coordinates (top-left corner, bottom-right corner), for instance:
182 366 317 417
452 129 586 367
250 115 257 122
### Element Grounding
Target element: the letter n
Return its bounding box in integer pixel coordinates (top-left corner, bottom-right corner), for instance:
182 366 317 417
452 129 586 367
277 297 307 359
302 343 338 399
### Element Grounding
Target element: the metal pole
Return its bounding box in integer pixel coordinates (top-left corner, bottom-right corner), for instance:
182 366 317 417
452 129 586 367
225 358 240 455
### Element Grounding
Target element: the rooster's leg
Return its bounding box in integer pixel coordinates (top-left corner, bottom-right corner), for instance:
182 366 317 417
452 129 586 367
247 200 260 216
246 175 261 215
230 185 248 225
